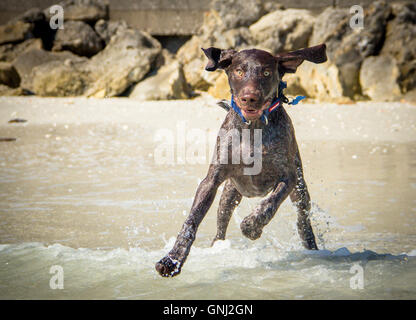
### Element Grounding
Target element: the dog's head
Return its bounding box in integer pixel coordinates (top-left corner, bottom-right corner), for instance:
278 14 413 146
202 44 327 121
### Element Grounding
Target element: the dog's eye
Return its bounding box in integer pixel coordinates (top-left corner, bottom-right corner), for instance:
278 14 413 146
235 69 244 77
264 70 271 77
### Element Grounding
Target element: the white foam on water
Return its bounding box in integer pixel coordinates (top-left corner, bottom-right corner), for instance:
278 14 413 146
407 249 416 257
0 229 414 300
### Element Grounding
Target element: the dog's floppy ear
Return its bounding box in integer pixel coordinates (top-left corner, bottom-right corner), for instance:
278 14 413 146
201 47 237 71
275 43 327 77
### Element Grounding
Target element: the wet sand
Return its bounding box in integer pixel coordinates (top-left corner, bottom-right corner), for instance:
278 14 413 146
0 96 415 299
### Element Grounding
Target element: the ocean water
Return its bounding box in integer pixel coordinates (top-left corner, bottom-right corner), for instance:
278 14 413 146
0 117 415 299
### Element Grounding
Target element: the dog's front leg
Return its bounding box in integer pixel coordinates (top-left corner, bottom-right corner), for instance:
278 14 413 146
155 166 226 277
241 180 293 240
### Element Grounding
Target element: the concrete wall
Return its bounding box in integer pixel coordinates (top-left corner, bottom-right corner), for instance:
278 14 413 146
0 0 406 35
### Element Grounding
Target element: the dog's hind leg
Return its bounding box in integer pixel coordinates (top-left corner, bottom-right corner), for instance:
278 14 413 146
290 152 318 250
240 179 293 240
211 179 242 246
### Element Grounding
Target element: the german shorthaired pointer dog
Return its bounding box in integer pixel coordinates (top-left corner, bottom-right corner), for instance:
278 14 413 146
156 44 327 277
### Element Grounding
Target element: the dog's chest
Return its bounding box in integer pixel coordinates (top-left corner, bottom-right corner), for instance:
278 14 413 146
230 124 293 197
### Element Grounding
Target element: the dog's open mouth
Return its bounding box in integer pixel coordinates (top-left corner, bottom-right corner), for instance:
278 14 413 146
238 99 272 120
241 108 263 119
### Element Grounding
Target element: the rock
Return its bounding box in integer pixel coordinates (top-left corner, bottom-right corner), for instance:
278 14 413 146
403 89 416 104
176 10 253 92
197 10 253 50
0 21 34 45
207 72 231 100
44 0 109 24
13 48 87 90
52 21 103 57
281 73 307 97
223 27 253 50
84 29 161 97
129 60 191 100
0 62 20 88
318 1 391 98
249 9 315 54
94 19 128 45
153 49 176 71
263 1 285 14
182 57 216 91
211 0 265 29
308 7 349 47
12 8 54 50
177 32 222 90
381 2 416 93
0 38 43 62
0 84 28 96
13 8 45 25
177 35 221 91
360 55 401 101
30 60 88 96
294 62 345 102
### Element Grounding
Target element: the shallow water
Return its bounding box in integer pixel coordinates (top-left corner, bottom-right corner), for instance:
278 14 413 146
0 99 415 299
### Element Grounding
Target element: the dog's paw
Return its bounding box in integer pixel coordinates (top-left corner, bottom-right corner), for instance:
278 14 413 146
240 215 263 240
210 236 225 247
155 256 181 277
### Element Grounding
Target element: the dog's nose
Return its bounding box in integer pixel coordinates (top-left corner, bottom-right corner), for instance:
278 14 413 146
240 91 260 105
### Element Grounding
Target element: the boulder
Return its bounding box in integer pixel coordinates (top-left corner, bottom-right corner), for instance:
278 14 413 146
12 8 54 49
0 21 34 45
208 72 231 100
263 1 285 14
316 1 391 98
0 84 28 96
249 9 314 54
84 29 161 97
176 10 253 92
308 7 349 47
360 55 401 101
52 20 103 57
381 2 416 93
129 60 191 100
13 8 45 25
0 62 20 88
295 61 345 102
152 48 176 71
281 73 307 98
211 0 265 29
13 48 87 90
403 89 416 104
182 56 217 91
30 60 89 96
177 29 251 91
94 19 128 45
44 0 109 24
0 38 42 62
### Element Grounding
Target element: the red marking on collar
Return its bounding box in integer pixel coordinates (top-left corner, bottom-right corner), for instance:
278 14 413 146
268 100 280 112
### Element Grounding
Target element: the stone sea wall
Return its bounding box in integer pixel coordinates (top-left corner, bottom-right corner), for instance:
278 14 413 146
0 0 414 103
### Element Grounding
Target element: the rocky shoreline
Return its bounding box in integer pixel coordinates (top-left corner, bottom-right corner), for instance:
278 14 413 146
0 0 415 103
